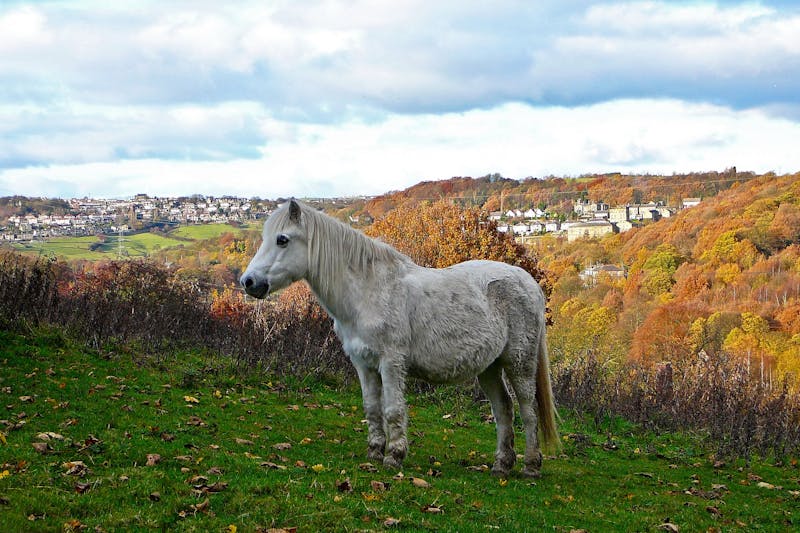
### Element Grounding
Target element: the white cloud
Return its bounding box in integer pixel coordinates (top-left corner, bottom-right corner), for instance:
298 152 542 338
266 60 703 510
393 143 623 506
0 5 51 52
2 99 799 199
0 1 799 199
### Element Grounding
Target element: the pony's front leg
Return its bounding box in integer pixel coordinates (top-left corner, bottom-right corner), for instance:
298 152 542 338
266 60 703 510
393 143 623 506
379 360 408 470
355 365 386 461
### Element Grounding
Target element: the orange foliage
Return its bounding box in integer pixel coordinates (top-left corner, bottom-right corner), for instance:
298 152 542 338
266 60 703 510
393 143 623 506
629 301 706 364
366 200 550 299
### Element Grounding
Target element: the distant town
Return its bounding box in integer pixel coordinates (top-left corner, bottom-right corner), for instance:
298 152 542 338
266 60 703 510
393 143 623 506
0 193 702 244
0 195 364 242
495 196 702 242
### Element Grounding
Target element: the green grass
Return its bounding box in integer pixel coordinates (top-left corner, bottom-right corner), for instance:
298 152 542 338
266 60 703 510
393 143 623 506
8 223 256 261
170 224 254 241
12 237 108 260
1 329 798 532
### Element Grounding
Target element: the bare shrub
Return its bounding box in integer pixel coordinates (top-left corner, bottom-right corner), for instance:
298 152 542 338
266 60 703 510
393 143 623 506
0 252 346 380
552 353 800 459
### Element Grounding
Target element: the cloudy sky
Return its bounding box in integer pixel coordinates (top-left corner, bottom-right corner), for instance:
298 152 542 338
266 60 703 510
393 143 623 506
1 1 799 199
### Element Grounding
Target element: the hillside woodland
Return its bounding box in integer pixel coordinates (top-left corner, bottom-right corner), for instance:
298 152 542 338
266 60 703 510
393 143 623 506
544 174 800 387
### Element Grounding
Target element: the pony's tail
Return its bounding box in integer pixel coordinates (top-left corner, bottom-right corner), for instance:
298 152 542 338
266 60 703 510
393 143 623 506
536 331 561 454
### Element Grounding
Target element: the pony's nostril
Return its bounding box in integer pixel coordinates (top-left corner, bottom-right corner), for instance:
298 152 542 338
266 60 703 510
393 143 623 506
244 276 254 288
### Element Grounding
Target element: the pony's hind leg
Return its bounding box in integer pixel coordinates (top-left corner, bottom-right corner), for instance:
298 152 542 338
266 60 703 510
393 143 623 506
506 369 542 478
478 361 516 477
355 366 386 461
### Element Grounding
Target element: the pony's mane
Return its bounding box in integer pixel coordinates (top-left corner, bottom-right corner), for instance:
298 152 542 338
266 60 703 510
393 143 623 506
271 201 410 301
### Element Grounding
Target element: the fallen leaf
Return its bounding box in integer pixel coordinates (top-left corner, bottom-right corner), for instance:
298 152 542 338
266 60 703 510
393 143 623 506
32 442 51 454
273 442 292 451
63 519 84 532
358 462 378 473
74 482 91 494
149 491 161 502
194 498 211 512
187 416 206 427
411 477 430 488
184 396 200 404
370 480 386 492
0 431 6 445
36 431 64 441
757 481 776 490
300 437 312 445
706 506 722 516
62 461 88 477
337 479 353 493
657 523 679 532
19 396 34 403
207 466 223 475
227 525 237 533
146 454 162 466
422 504 443 514
259 462 287 470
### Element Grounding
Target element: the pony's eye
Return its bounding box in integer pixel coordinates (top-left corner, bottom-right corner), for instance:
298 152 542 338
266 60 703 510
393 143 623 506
276 234 290 247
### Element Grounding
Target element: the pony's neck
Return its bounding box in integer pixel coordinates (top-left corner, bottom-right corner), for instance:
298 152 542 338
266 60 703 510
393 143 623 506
301 209 406 322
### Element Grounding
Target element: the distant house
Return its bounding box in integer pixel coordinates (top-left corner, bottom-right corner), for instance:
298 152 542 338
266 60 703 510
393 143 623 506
545 221 560 233
682 197 701 209
523 208 545 219
580 264 627 285
505 209 523 219
489 211 503 221
627 202 661 221
511 222 531 235
574 199 609 217
567 220 615 242
614 220 635 233
608 206 628 223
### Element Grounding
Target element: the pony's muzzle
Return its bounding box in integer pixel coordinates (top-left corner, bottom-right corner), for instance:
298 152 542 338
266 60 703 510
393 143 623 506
241 274 269 299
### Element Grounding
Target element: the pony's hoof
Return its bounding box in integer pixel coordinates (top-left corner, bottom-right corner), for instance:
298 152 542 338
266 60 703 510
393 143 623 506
491 467 510 478
383 455 402 470
520 467 542 479
367 449 385 461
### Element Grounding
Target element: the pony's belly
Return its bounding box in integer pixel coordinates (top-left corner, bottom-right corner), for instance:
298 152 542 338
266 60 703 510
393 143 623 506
408 350 495 384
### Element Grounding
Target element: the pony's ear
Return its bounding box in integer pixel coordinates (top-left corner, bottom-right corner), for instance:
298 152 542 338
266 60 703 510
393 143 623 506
289 199 301 223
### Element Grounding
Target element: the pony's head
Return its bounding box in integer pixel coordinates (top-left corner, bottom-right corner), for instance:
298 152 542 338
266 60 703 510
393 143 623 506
240 199 308 299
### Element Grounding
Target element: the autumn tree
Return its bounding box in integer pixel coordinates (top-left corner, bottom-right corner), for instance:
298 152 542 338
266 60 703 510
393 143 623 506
366 200 550 298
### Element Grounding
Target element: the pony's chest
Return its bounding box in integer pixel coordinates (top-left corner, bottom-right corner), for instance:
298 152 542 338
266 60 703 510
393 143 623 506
335 321 380 369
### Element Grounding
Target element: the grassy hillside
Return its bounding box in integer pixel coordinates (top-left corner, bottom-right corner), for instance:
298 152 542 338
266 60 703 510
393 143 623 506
8 223 254 261
170 223 254 241
1 328 798 532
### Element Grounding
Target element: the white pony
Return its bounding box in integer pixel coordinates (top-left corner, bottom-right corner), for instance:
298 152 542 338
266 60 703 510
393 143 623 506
241 199 558 477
